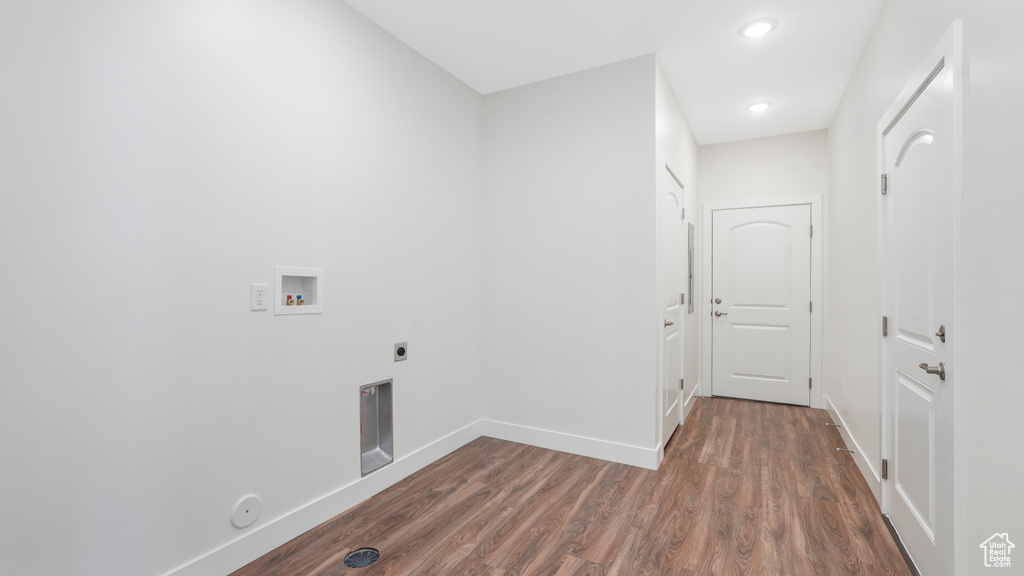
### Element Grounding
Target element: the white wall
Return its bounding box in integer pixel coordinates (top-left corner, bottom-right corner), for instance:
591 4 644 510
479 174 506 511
695 130 829 397
698 130 829 205
481 56 660 467
827 1 1024 572
0 2 483 575
655 63 700 417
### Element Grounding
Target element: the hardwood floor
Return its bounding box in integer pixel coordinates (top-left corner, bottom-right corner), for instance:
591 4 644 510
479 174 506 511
231 398 911 576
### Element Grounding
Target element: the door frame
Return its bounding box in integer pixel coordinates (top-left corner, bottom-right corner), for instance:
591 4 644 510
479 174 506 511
876 20 963 575
700 195 824 408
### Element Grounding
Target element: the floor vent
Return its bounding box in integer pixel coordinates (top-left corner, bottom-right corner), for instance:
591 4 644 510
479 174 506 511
344 548 380 569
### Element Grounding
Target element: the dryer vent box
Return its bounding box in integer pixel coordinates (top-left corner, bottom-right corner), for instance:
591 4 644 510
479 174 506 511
359 379 393 476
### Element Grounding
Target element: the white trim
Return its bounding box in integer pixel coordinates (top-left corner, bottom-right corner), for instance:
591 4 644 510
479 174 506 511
700 194 824 408
162 414 662 576
824 395 881 503
876 20 963 576
481 420 660 470
951 20 965 576
162 421 483 576
682 381 701 420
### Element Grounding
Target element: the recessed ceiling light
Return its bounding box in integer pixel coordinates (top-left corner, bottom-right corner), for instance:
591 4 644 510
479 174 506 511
741 19 776 38
747 102 773 113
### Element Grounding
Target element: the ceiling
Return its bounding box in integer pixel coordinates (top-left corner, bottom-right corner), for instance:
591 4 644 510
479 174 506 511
341 0 885 145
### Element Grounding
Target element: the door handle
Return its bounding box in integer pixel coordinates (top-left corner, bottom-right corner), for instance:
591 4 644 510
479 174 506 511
714 311 728 317
664 320 674 327
919 362 946 381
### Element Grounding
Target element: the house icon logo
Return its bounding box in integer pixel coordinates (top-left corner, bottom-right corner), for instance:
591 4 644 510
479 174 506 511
980 533 1014 568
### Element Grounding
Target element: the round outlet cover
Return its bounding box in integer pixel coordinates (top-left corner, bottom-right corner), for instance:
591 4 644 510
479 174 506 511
231 494 262 529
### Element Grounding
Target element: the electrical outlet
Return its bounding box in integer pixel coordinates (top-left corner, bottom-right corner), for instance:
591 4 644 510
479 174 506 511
251 283 268 311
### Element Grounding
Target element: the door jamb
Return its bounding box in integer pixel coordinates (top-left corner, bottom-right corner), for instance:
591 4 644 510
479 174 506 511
700 194 824 409
876 20 963 575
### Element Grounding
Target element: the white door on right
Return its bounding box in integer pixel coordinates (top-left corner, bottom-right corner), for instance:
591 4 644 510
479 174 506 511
711 204 811 406
881 26 959 576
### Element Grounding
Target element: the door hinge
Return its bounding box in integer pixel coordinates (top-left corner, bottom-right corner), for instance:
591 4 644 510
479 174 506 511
882 459 889 480
809 224 814 237
881 174 888 195
810 301 813 313
681 208 686 219
680 293 685 305
809 377 813 389
680 378 684 390
882 316 889 337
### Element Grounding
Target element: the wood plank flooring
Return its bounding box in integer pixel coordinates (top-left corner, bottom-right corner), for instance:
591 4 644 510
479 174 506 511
231 398 911 576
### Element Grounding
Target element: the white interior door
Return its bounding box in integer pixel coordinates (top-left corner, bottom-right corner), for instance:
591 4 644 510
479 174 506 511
711 205 811 406
660 168 683 451
881 28 958 576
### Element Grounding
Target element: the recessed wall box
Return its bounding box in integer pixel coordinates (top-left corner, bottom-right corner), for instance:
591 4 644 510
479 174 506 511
360 379 394 477
275 267 322 315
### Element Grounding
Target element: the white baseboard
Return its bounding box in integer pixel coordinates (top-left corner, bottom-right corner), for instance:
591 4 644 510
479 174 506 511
480 419 659 470
682 383 701 420
164 419 659 576
823 395 881 503
163 421 483 576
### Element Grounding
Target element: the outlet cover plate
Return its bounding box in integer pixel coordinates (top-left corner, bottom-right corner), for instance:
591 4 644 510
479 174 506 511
251 283 268 311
